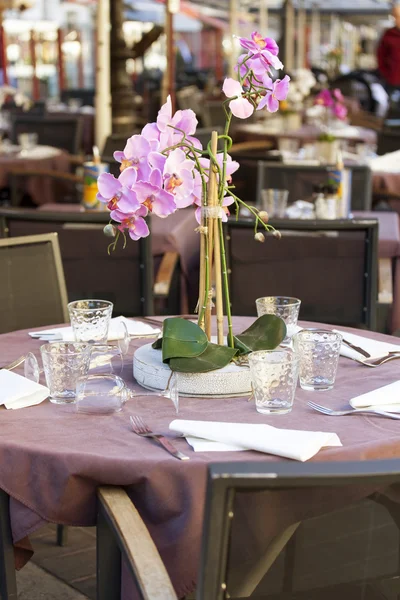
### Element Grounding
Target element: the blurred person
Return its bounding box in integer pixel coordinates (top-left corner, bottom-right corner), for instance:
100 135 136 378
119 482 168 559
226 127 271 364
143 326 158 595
377 3 400 95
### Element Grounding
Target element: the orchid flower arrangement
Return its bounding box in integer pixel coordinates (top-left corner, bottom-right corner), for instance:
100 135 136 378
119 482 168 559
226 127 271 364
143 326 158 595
98 32 290 373
314 88 348 121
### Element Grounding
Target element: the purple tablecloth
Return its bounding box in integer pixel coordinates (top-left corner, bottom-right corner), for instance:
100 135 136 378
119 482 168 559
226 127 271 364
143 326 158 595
2 317 400 597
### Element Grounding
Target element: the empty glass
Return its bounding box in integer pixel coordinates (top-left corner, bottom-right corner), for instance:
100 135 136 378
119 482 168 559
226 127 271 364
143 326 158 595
40 342 92 404
75 373 179 415
68 300 113 343
248 348 298 415
260 189 289 218
256 296 301 342
293 329 342 391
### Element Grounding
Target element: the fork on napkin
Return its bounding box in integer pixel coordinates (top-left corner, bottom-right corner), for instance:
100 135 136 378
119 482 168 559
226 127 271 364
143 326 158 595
29 316 160 342
350 380 400 413
333 330 400 362
169 420 342 462
0 369 49 409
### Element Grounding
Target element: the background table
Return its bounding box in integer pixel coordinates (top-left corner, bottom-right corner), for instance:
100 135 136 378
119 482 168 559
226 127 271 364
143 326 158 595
0 146 70 205
2 317 400 598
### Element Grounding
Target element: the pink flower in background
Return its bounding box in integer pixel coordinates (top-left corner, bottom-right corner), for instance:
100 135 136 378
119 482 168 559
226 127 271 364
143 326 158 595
113 134 151 180
97 169 140 212
238 31 279 56
111 204 149 241
134 180 176 218
257 75 290 112
222 78 254 119
333 102 347 120
314 89 334 107
333 88 345 103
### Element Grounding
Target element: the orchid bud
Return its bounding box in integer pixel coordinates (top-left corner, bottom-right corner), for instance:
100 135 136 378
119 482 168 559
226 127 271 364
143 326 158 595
103 224 116 237
272 230 282 240
254 232 265 243
258 210 269 223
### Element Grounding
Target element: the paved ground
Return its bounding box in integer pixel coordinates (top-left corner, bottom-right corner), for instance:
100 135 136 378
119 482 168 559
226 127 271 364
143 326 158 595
16 524 96 599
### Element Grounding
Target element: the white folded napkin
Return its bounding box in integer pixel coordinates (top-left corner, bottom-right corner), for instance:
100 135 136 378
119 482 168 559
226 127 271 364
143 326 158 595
333 329 400 361
169 420 342 462
29 316 160 342
0 369 49 409
350 380 400 411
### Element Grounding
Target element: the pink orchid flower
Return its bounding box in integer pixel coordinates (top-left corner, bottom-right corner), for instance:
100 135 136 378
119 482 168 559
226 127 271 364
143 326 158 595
238 32 279 56
332 88 345 103
113 134 151 180
96 168 140 212
314 89 334 108
163 148 195 208
157 95 198 137
333 102 348 120
257 75 290 113
111 204 149 241
134 179 176 218
222 78 254 119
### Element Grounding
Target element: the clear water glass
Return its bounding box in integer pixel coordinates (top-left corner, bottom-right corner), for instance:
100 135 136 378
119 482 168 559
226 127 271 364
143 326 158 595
40 342 92 404
76 374 128 414
68 299 113 343
256 296 301 342
248 348 298 415
293 329 342 391
260 189 289 217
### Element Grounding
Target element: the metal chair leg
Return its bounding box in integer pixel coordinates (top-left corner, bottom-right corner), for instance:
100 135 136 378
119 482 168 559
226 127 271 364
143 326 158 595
56 524 69 547
0 489 17 600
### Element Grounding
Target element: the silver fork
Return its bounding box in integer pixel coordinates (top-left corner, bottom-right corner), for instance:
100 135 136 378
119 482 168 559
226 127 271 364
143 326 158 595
130 415 190 460
355 353 400 368
307 400 400 420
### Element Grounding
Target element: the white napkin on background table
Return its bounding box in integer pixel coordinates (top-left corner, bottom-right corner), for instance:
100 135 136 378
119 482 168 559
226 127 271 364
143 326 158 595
0 369 49 409
350 380 400 412
333 329 400 361
169 420 342 462
29 316 160 342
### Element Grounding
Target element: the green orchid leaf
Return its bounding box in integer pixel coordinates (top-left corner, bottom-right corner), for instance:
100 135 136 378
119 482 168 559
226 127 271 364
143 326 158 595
169 342 238 373
234 314 286 355
161 317 208 363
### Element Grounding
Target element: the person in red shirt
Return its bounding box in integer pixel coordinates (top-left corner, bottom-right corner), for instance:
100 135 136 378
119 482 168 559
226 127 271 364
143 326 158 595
377 4 400 93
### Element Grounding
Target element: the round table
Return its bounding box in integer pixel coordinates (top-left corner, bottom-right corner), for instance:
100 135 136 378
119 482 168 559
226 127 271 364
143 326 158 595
0 145 70 205
2 317 400 597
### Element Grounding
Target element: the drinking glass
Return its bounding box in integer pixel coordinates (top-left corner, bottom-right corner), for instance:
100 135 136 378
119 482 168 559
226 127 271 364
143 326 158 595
256 296 301 342
293 329 342 391
248 348 298 415
40 342 92 404
18 133 38 155
75 373 179 415
68 300 113 343
260 189 289 218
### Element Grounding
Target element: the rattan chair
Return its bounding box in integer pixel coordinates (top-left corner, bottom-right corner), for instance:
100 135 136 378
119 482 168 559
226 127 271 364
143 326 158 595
96 459 400 599
225 218 378 329
10 116 83 155
0 233 68 334
0 207 154 317
256 161 373 211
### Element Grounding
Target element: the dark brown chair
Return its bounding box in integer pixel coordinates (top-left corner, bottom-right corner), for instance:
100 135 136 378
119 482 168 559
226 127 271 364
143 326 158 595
96 459 400 599
256 162 373 211
10 116 83 155
0 233 68 334
225 218 378 330
0 207 154 317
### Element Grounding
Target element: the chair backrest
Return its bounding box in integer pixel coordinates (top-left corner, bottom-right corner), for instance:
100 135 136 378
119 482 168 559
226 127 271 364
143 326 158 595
256 161 373 211
202 101 227 129
10 116 83 155
198 459 400 599
60 88 95 107
0 208 154 317
225 218 378 329
0 233 68 333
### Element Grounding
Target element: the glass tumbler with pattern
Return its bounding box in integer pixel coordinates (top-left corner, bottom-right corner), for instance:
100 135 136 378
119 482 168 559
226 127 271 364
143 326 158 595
40 342 92 404
256 296 301 343
293 329 342 391
248 348 298 415
68 300 113 343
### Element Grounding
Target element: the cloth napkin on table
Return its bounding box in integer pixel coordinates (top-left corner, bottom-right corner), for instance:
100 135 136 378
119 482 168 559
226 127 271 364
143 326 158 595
29 316 160 342
169 420 342 462
333 329 400 362
0 369 49 409
350 380 400 412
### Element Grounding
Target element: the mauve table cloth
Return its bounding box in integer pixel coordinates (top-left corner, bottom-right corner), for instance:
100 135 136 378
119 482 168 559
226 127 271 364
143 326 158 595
2 317 400 597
